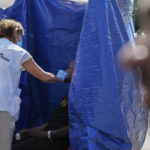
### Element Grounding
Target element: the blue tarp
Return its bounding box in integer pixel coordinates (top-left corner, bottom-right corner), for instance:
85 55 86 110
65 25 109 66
117 0 135 43
0 8 3 13
0 0 87 131
69 0 147 149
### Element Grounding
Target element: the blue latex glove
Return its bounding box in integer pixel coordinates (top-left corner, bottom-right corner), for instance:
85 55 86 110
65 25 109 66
56 70 68 81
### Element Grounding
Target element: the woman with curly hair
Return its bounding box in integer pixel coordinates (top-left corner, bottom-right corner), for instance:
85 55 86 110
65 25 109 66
0 19 62 150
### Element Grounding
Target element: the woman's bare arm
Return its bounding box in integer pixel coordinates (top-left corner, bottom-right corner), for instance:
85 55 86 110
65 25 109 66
22 58 62 83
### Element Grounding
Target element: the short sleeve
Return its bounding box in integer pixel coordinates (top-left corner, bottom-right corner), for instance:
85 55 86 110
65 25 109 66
20 51 32 65
9 44 32 68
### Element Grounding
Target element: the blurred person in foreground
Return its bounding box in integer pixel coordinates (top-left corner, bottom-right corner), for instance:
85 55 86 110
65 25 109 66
118 0 150 108
0 19 63 150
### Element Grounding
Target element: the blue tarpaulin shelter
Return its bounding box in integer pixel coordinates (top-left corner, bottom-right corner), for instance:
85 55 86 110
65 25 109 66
69 0 147 149
0 8 3 13
0 0 87 131
117 0 135 43
0 0 148 149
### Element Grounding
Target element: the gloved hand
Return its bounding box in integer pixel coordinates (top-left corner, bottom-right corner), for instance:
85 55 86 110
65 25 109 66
57 70 68 81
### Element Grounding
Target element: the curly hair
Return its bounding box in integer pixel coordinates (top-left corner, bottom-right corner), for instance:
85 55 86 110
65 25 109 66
0 19 24 38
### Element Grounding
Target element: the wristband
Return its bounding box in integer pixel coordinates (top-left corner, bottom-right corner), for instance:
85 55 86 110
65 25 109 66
15 133 21 141
47 130 51 140
56 70 68 81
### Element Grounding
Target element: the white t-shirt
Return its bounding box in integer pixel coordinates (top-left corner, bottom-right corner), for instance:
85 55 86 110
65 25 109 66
0 38 32 121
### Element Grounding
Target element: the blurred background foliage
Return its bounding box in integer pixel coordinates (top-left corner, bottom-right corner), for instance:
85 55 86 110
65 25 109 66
133 0 141 32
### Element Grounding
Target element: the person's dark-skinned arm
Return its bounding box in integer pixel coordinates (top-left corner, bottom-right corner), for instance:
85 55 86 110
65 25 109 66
50 125 69 139
18 123 48 139
29 125 69 139
64 61 74 82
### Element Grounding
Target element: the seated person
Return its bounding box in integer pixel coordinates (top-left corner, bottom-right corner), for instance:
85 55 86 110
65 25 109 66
12 61 74 150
